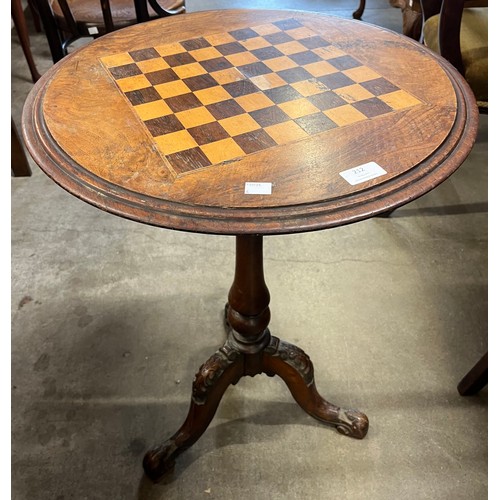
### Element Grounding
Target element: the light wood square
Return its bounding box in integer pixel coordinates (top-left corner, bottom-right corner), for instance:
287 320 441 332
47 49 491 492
323 105 367 126
219 114 261 136
200 138 245 164
265 121 308 144
116 74 151 92
278 98 319 119
134 100 173 121
155 130 198 155
176 107 216 129
101 52 134 68
194 86 233 105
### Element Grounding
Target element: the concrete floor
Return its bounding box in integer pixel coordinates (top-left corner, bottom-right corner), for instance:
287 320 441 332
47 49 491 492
11 1 488 499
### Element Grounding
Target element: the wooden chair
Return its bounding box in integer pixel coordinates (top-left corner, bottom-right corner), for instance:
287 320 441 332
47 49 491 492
353 0 423 41
421 0 488 113
422 0 487 395
32 0 186 64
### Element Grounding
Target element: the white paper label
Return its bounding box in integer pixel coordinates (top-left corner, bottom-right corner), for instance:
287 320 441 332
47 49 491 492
339 162 387 185
88 26 99 35
244 182 273 195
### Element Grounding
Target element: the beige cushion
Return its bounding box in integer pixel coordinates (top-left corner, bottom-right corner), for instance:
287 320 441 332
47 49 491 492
423 7 488 105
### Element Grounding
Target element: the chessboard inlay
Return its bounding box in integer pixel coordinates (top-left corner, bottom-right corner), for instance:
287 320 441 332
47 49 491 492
100 18 422 175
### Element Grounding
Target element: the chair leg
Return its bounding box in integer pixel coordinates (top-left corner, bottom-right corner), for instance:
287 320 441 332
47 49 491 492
457 352 488 396
353 0 366 19
11 0 42 83
11 119 32 177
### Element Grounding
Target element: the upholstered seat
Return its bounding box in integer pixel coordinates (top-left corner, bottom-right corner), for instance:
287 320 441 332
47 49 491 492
422 1 487 110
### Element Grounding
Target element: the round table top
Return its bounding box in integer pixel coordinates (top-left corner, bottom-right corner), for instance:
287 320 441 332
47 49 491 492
22 9 478 235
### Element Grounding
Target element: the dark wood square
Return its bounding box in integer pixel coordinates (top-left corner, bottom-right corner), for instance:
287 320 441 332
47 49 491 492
215 42 247 56
276 67 314 84
351 97 394 118
289 51 323 66
163 52 197 67
327 55 362 71
308 91 347 111
165 93 204 112
229 28 260 40
200 57 233 73
295 112 337 134
360 77 400 96
125 86 163 105
249 106 290 127
206 99 246 120
129 48 161 62
180 37 211 51
166 147 212 173
188 122 230 145
109 63 141 79
263 32 294 45
145 68 180 85
250 46 284 61
144 114 184 136
183 74 219 92
263 85 303 104
318 72 356 90
233 129 277 154
238 62 273 78
273 19 304 31
300 36 330 49
222 80 261 98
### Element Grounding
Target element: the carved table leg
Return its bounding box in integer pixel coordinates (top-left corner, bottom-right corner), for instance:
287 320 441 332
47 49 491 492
143 234 368 481
263 336 368 438
143 343 244 481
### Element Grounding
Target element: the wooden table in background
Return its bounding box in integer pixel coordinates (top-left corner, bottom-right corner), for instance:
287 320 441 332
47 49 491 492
22 9 478 481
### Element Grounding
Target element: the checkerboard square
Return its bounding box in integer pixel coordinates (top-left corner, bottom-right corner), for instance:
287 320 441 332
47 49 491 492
180 37 211 51
229 28 260 40
130 48 161 62
164 52 197 67
264 32 294 45
251 46 284 60
194 86 233 105
200 57 233 73
263 85 303 104
206 99 246 120
188 122 230 145
318 72 356 90
182 74 219 92
219 114 261 136
265 121 308 144
125 86 162 105
233 129 277 154
238 62 273 78
300 36 330 49
200 138 245 164
328 55 362 71
295 112 337 134
250 106 290 127
277 67 314 84
155 129 197 155
273 19 303 31
145 114 184 136
289 51 322 66
351 97 394 118
308 91 347 111
166 147 212 173
145 68 179 85
361 77 400 96
109 63 141 79
176 107 216 129
223 79 261 97
215 42 247 56
165 93 204 112
134 100 173 121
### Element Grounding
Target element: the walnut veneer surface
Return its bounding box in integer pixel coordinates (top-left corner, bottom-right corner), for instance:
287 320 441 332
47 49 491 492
22 9 478 235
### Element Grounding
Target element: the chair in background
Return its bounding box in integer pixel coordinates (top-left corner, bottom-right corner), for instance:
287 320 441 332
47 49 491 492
12 118 32 177
12 0 41 83
353 0 423 41
422 0 487 395
421 0 487 113
32 0 186 64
